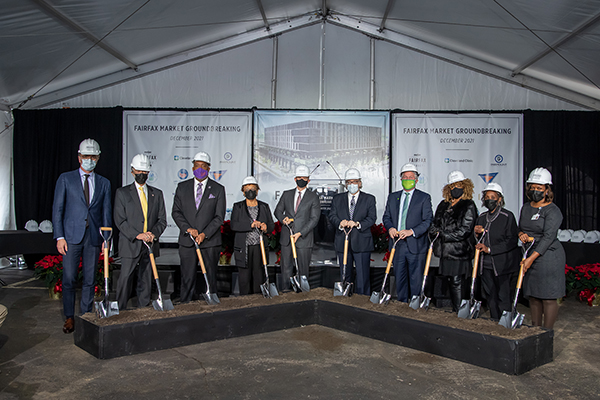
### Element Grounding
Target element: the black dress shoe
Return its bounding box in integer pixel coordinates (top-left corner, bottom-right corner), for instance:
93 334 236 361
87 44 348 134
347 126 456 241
63 318 74 334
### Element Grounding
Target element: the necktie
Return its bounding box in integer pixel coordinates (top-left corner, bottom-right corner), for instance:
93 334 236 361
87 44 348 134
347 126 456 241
83 174 90 206
295 192 302 213
400 193 410 230
349 195 355 220
139 186 148 232
196 182 203 209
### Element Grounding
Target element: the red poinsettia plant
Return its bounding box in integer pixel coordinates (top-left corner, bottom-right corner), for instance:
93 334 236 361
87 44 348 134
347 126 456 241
34 253 115 294
371 223 391 261
565 263 600 306
220 220 234 264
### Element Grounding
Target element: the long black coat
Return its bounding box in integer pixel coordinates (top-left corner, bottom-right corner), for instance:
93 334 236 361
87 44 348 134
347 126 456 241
476 207 520 276
230 200 275 268
429 199 477 260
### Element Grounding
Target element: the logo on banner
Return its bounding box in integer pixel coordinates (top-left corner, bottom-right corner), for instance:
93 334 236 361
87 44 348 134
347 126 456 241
178 169 188 180
174 155 180 161
221 152 236 164
211 170 227 182
491 154 507 167
148 171 157 184
174 155 191 161
478 173 498 184
444 157 472 163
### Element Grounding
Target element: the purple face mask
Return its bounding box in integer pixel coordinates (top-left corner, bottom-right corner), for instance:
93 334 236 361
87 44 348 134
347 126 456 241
193 166 209 180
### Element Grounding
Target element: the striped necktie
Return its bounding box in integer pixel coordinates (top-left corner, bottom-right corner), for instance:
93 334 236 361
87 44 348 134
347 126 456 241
349 195 356 220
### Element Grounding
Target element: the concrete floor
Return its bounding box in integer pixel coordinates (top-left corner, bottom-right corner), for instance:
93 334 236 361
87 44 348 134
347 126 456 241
1 267 599 400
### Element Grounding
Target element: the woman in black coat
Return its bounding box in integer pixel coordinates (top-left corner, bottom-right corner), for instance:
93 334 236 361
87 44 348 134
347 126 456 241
429 171 477 312
230 176 275 295
474 183 519 320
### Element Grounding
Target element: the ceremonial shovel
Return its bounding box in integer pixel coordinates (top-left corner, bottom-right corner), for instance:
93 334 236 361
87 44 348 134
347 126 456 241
95 227 119 318
409 232 439 310
188 233 220 305
142 240 174 311
258 228 278 298
370 237 401 305
458 231 486 319
499 237 535 329
287 220 310 292
333 226 354 297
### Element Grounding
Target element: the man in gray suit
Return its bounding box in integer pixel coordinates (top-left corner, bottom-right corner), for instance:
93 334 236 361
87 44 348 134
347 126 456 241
172 151 226 303
274 165 321 291
113 154 167 309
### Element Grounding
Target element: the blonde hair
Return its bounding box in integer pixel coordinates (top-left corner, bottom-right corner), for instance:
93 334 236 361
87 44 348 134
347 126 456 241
442 178 474 203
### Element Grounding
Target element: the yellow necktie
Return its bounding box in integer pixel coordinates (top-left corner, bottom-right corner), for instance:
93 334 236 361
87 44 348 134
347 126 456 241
139 186 148 232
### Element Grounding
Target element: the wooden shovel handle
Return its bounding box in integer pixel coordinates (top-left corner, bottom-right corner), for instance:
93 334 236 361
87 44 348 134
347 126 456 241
343 237 349 266
471 248 481 279
516 264 525 290
103 247 110 278
290 234 298 259
385 248 396 274
148 252 159 280
196 248 207 274
423 247 433 276
259 235 268 266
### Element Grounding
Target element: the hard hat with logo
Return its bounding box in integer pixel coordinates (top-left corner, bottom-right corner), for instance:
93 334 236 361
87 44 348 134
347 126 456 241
400 163 419 175
483 182 503 197
131 154 151 172
192 151 211 165
242 176 258 186
344 168 361 180
527 167 552 185
447 170 466 184
295 165 311 177
78 138 101 155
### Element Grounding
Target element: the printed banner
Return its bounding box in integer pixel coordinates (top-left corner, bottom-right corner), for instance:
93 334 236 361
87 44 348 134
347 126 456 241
123 110 252 242
392 113 523 216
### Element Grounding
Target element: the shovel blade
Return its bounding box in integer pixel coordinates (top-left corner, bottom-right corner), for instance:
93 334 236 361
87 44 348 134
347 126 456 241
152 298 174 311
420 296 431 310
290 276 301 293
334 282 353 297
268 283 279 297
409 295 421 310
469 301 481 319
260 283 272 298
299 275 310 292
380 292 392 305
342 282 353 297
202 293 220 305
499 310 524 329
457 299 471 319
369 291 382 304
95 300 119 318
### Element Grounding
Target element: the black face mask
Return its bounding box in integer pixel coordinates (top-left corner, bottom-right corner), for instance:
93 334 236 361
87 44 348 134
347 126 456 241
528 189 545 202
483 199 498 211
296 179 308 188
450 187 464 199
244 190 257 200
134 173 148 185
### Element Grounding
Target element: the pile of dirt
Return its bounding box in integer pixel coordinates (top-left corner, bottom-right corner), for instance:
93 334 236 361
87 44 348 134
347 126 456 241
83 287 542 339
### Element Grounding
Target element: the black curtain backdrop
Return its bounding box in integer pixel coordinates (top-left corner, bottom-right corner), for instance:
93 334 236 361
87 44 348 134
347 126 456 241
13 107 123 231
523 110 599 231
11 108 598 234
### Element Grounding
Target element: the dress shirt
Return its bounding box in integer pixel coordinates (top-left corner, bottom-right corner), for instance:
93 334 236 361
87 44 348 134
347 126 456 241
194 178 206 206
398 189 415 231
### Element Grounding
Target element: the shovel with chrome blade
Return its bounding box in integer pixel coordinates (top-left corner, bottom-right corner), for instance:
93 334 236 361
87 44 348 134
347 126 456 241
188 233 220 305
95 227 119 318
370 237 401 305
409 232 439 310
458 231 486 319
258 229 278 298
499 237 535 329
142 240 174 311
334 226 354 297
286 220 310 292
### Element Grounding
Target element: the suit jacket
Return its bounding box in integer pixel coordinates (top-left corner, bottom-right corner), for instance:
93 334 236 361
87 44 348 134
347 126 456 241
274 188 320 249
52 169 112 246
113 183 167 258
382 188 433 254
328 191 377 253
230 200 275 268
172 178 226 248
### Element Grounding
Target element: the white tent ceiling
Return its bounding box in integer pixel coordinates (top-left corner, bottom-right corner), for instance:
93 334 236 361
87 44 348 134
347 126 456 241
2 0 600 110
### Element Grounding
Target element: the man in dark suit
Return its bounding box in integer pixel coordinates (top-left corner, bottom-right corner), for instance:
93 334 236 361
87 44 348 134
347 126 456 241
172 151 226 303
274 165 320 291
328 168 377 295
52 138 112 333
113 154 167 309
382 163 433 302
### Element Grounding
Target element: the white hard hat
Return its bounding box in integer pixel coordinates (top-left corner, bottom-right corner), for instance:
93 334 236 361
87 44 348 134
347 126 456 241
78 138 101 155
400 163 419 175
39 220 53 233
295 165 311 177
344 168 361 180
24 220 38 232
483 182 504 197
571 230 586 243
527 167 552 185
242 176 258 186
584 230 600 244
447 170 466 184
192 151 211 164
131 154 151 172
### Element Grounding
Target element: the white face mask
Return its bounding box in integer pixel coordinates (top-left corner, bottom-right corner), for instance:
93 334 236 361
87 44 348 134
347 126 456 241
347 184 359 195
81 158 97 171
